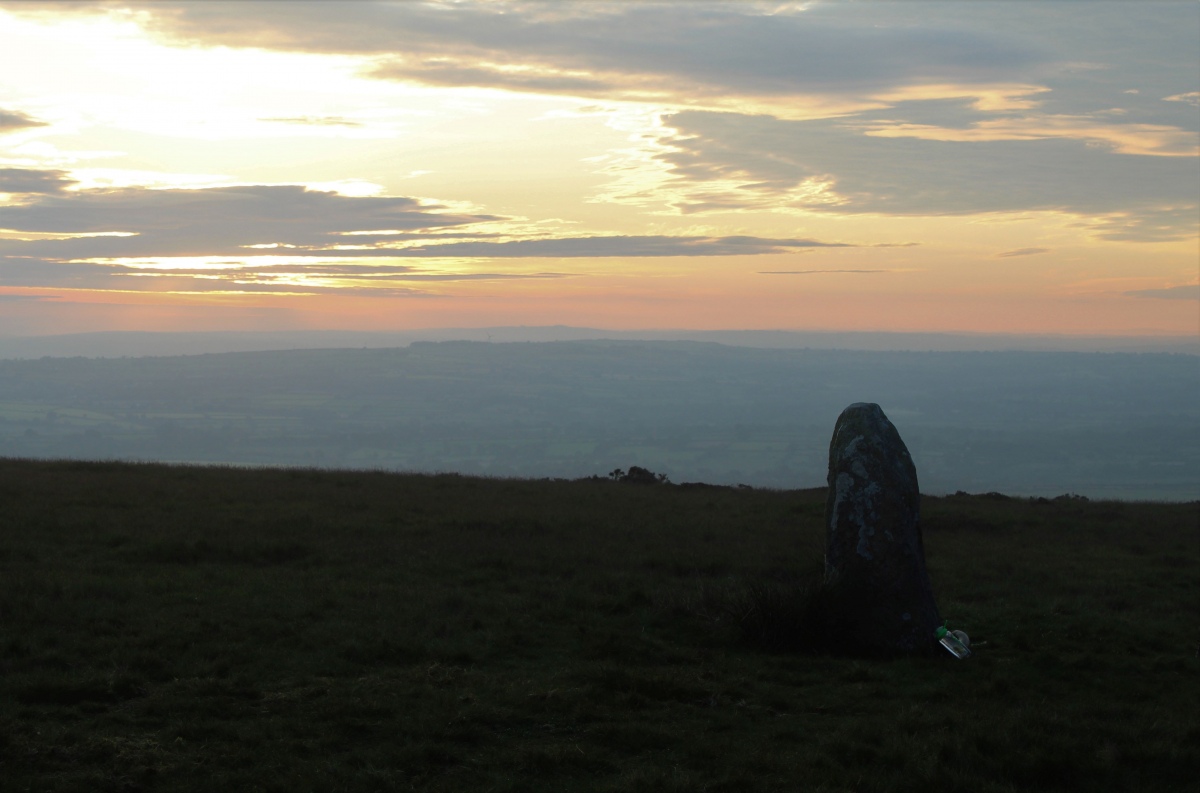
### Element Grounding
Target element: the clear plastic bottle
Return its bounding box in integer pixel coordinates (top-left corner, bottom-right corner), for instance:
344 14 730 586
936 624 972 659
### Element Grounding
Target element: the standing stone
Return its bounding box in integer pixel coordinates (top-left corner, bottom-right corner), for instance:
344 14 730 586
824 403 941 655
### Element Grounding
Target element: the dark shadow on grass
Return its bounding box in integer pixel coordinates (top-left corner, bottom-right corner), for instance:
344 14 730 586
674 573 918 658
124 539 311 566
17 675 145 706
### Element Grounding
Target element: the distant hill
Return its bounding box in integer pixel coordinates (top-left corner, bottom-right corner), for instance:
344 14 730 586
1 340 1197 500
1 326 1197 359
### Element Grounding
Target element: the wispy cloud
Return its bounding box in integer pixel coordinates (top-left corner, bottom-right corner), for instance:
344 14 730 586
1164 92 1200 108
0 108 46 131
0 254 573 297
759 269 897 275
1078 208 1200 244
0 168 78 194
996 247 1049 258
259 116 363 127
0 181 851 260
862 115 1198 157
640 110 1199 241
1124 284 1200 300
94 1 1053 119
0 180 857 296
0 184 496 255
381 235 851 259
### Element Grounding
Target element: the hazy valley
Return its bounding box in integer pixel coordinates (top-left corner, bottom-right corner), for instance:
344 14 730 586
2 338 1196 501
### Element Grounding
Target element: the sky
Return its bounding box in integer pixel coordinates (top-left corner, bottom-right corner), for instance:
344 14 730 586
0 0 1197 338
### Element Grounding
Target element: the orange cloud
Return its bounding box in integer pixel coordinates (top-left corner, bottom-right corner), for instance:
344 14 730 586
862 116 1199 157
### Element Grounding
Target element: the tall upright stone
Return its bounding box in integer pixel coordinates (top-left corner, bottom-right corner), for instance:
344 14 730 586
824 403 941 655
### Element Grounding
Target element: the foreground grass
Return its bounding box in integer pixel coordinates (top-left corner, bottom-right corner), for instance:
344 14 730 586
1 459 1196 792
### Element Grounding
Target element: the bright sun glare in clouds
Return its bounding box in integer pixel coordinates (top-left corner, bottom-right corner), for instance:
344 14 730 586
3 11 430 145
0 1 1196 337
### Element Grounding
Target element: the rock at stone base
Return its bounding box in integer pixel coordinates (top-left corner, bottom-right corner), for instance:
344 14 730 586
824 402 941 655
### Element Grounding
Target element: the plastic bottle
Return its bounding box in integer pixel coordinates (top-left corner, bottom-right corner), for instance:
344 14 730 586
936 623 972 659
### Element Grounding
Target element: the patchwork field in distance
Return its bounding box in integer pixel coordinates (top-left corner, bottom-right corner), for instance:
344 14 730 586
1 459 1196 792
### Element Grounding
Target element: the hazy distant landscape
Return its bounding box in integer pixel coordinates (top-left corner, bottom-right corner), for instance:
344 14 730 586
2 327 1198 359
2 335 1196 500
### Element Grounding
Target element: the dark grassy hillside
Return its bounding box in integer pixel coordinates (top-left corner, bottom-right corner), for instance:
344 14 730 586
1 459 1196 791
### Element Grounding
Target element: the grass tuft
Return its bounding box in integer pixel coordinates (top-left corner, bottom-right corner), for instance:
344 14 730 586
728 576 843 652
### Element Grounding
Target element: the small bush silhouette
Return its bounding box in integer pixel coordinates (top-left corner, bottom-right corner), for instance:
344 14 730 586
618 465 670 484
621 465 659 484
604 465 671 484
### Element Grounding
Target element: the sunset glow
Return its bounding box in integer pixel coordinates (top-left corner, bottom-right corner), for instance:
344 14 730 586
1 1 1196 338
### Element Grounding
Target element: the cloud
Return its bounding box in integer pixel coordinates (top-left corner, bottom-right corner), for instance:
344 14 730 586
375 235 850 259
0 181 854 296
1124 284 1200 300
0 293 56 301
369 60 614 96
7 3 1193 249
996 247 1049 258
637 110 1199 241
0 168 78 194
861 115 1198 157
0 184 497 256
1078 207 1200 244
1 230 851 264
19 2 1197 134
0 108 46 131
53 1 1058 119
0 181 851 260
1164 92 1200 108
0 253 571 297
260 116 363 127
759 269 895 275
32 234 848 262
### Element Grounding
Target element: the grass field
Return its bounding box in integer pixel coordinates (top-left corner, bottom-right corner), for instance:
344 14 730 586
1 458 1196 791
